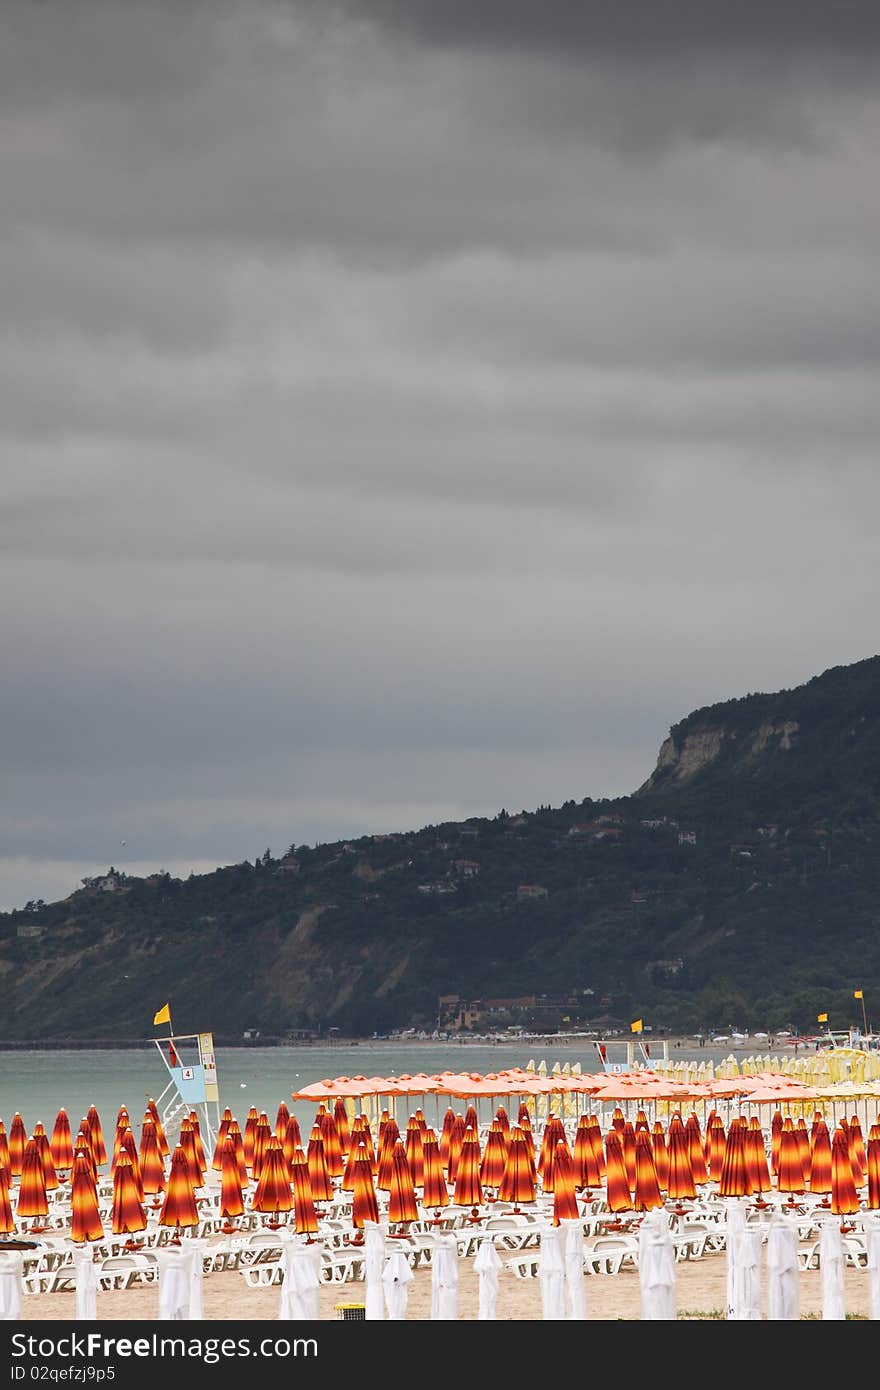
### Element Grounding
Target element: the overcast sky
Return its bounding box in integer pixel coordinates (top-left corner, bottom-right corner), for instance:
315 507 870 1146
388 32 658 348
2 1 879 911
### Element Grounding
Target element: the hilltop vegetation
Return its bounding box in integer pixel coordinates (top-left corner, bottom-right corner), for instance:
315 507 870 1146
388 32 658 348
3 656 880 1041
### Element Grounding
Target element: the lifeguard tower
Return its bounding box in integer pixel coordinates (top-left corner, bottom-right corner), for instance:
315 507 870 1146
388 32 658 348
593 1037 669 1073
151 1028 222 1153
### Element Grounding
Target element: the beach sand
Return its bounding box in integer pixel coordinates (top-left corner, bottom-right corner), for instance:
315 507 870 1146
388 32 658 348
18 1252 872 1321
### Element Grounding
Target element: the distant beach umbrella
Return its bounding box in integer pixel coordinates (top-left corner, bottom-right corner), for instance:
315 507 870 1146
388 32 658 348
146 1099 170 1160
306 1128 333 1202
776 1119 806 1196
70 1153 104 1244
7 1114 27 1178
158 1145 200 1239
282 1114 303 1173
463 1103 479 1135
139 1119 166 1200
290 1148 319 1238
830 1126 860 1216
31 1122 59 1193
110 1151 146 1239
866 1124 880 1210
421 1130 451 1212
552 1141 580 1224
16 1138 50 1225
685 1114 708 1186
119 1128 144 1202
0 1164 15 1236
386 1140 419 1228
666 1117 697 1201
610 1107 626 1134
211 1109 234 1171
274 1102 290 1143
453 1128 484 1211
718 1119 752 1199
253 1136 293 1224
651 1122 670 1192
808 1118 833 1198
810 1111 826 1144
243 1107 260 1171
50 1110 74 1175
604 1130 633 1214
495 1107 510 1139
633 1128 664 1212
219 1136 245 1228
350 1143 380 1230
85 1106 108 1168
405 1116 426 1187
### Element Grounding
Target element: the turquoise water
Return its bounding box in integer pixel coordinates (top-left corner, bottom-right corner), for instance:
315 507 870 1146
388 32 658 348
0 1040 719 1136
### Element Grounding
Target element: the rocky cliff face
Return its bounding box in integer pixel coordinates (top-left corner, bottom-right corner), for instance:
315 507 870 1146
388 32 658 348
640 718 800 790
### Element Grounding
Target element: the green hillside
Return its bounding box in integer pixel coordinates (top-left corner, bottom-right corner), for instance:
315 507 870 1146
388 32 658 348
4 656 880 1042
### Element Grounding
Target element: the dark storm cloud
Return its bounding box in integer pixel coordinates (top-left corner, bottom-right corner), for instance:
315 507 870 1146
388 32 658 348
1 1 879 910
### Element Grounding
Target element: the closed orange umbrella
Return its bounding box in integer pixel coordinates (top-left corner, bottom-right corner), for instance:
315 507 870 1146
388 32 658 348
283 1114 303 1172
110 1151 146 1240
275 1102 290 1143
538 1115 566 1183
50 1110 74 1175
445 1114 467 1185
187 1112 208 1178
228 1119 248 1189
70 1152 104 1244
7 1115 26 1178
705 1113 726 1183
685 1113 708 1186
138 1118 166 1203
178 1118 205 1189
495 1107 510 1139
243 1107 259 1172
830 1125 860 1216
633 1127 663 1212
306 1128 333 1202
290 1148 319 1238
251 1113 273 1183
745 1117 772 1197
770 1110 783 1176
587 1115 605 1185
776 1118 805 1196
622 1121 638 1193
480 1120 508 1193
552 1141 580 1225
666 1116 696 1201
848 1115 866 1187
145 1100 169 1161
651 1122 670 1192
85 1106 108 1168
158 1145 200 1239
253 1136 293 1225
376 1118 402 1191
211 1108 234 1171
405 1116 425 1187
808 1118 833 1198
795 1119 811 1181
73 1129 97 1186
604 1130 633 1214
0 1122 10 1179
421 1130 450 1212
318 1107 344 1179
0 1164 14 1236
386 1140 419 1228
219 1135 245 1231
498 1126 537 1212
866 1124 880 1210
453 1128 484 1211
119 1128 144 1202
718 1118 752 1199
333 1100 351 1155
31 1122 59 1193
350 1143 380 1230
438 1107 457 1169
16 1137 49 1228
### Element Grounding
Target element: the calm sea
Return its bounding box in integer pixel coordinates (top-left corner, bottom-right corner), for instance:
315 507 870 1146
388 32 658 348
0 1039 731 1136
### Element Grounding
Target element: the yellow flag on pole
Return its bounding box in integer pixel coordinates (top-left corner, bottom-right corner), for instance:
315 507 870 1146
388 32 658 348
153 1003 171 1026
854 990 863 1000
630 1019 643 1034
817 1013 828 1023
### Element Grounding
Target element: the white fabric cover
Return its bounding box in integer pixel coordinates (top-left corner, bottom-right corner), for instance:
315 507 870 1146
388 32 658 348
766 1218 800 1321
430 1233 459 1320
560 1218 587 1320
819 1220 846 1321
473 1235 501 1320
363 1221 386 1321
638 1210 676 1320
538 1224 565 1320
382 1248 414 1320
726 1202 761 1320
187 1240 205 1320
279 1242 321 1320
866 1218 880 1321
157 1247 195 1321
74 1249 98 1320
0 1252 22 1321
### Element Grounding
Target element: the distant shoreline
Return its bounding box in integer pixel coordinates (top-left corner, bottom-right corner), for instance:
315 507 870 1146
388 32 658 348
0 1032 805 1053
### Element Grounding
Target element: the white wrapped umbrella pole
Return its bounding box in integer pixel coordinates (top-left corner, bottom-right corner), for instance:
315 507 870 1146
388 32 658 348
363 1221 386 1321
279 1242 322 1320
74 1248 98 1321
188 1239 205 1320
157 1246 196 1321
726 1202 761 1321
560 1217 587 1320
766 1218 800 1321
638 1210 677 1320
537 1224 565 1320
866 1218 880 1321
382 1248 413 1320
430 1233 459 1320
473 1235 501 1320
819 1220 846 1321
0 1251 22 1321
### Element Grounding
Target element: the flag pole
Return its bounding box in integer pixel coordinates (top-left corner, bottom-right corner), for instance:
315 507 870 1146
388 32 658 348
858 992 868 1038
